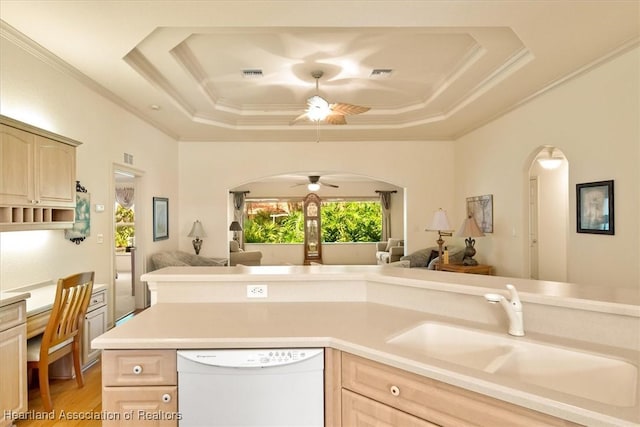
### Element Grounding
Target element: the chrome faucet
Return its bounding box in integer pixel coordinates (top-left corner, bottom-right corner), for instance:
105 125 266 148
484 284 525 336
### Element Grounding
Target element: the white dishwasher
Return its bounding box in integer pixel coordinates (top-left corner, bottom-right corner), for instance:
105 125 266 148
177 348 324 427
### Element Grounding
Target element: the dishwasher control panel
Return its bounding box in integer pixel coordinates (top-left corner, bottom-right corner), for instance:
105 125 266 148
178 348 324 368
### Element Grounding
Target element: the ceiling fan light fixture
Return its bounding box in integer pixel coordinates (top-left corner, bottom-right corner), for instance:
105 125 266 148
307 183 321 191
306 95 331 121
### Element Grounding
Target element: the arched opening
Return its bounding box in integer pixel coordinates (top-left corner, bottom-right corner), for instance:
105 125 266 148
228 171 405 265
527 146 569 281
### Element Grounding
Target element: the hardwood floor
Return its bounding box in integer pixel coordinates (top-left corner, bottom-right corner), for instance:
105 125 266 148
16 360 102 427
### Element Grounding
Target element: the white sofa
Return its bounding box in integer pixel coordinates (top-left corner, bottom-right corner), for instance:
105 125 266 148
395 245 464 269
149 250 228 270
229 241 263 266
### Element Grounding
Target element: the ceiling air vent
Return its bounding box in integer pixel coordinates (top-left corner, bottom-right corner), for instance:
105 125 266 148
370 69 393 78
242 69 264 79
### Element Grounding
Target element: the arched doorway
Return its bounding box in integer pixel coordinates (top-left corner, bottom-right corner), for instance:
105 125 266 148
528 146 569 281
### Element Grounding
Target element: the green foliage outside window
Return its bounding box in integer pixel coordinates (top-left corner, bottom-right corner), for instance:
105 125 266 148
115 204 135 249
243 200 381 243
321 201 382 242
244 205 304 243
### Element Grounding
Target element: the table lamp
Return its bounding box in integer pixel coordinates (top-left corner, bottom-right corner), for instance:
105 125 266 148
426 209 453 270
455 215 485 265
188 220 206 255
229 220 243 242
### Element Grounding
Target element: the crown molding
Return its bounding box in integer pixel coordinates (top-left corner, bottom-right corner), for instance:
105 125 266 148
0 20 179 141
453 37 640 140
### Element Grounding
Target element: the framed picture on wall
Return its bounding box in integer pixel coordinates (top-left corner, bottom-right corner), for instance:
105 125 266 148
466 194 493 233
153 197 169 241
577 180 614 235
65 181 90 244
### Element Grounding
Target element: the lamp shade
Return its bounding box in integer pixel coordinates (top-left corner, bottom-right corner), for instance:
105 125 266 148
426 209 453 231
188 220 207 238
307 183 320 191
455 215 485 238
229 221 243 232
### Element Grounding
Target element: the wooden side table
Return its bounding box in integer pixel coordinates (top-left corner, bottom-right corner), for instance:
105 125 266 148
438 263 493 275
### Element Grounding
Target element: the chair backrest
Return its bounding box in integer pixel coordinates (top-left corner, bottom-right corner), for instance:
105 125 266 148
41 271 95 353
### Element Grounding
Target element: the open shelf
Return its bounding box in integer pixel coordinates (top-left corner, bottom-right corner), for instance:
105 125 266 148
0 205 75 231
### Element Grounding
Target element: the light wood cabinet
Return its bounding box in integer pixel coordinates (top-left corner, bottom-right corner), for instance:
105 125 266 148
342 388 438 427
102 350 178 426
0 115 80 231
82 289 107 367
340 352 580 427
0 301 28 427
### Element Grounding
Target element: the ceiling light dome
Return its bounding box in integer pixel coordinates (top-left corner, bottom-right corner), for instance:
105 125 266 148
306 95 331 121
537 147 564 170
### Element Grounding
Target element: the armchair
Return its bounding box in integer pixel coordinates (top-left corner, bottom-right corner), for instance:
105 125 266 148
375 239 404 264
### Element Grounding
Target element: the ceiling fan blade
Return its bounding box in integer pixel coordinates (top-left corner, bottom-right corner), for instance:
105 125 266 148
325 113 347 125
330 103 370 115
320 181 339 188
289 112 310 125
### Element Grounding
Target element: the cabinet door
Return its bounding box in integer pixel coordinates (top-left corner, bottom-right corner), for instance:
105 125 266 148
102 386 178 427
35 136 76 206
0 124 34 205
0 323 28 424
83 305 107 367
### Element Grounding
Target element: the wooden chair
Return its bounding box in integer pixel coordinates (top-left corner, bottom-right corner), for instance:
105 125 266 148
27 271 95 411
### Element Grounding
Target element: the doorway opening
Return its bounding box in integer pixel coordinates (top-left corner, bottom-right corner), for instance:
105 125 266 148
528 146 569 281
113 166 146 321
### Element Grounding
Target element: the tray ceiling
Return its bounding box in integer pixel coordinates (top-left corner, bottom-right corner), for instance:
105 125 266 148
0 1 638 142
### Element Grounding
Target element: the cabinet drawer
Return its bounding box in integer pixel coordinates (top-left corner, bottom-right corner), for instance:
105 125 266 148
341 353 579 427
88 289 106 312
102 350 176 387
0 301 26 332
343 388 438 427
26 310 50 339
102 386 178 427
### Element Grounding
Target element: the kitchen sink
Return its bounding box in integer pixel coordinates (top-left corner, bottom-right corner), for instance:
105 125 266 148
488 342 638 406
387 322 513 371
387 322 638 406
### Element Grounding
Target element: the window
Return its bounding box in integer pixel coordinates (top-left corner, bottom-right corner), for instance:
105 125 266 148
321 200 382 242
244 198 381 243
244 199 304 243
115 203 135 250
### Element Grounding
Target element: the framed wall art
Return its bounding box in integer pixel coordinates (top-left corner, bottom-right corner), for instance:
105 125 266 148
65 181 91 244
153 197 169 241
466 194 493 233
577 180 614 235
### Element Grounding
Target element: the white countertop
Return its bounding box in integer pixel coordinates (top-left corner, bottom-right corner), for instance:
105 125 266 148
0 291 31 308
1 282 107 315
94 301 639 426
142 264 640 316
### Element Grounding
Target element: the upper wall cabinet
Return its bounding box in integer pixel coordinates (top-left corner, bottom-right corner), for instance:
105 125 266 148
0 115 81 231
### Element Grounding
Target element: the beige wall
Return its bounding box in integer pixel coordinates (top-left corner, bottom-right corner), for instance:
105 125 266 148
454 46 639 288
178 140 455 259
0 35 180 322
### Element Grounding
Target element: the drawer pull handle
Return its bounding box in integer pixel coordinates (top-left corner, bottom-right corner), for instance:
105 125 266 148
390 385 400 396
132 365 143 375
162 394 171 403
92 299 98 304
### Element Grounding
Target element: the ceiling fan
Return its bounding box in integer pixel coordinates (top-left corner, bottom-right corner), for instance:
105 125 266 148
292 175 340 191
291 71 370 125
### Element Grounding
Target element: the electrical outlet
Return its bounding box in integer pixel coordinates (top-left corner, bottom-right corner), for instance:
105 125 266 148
247 284 268 298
